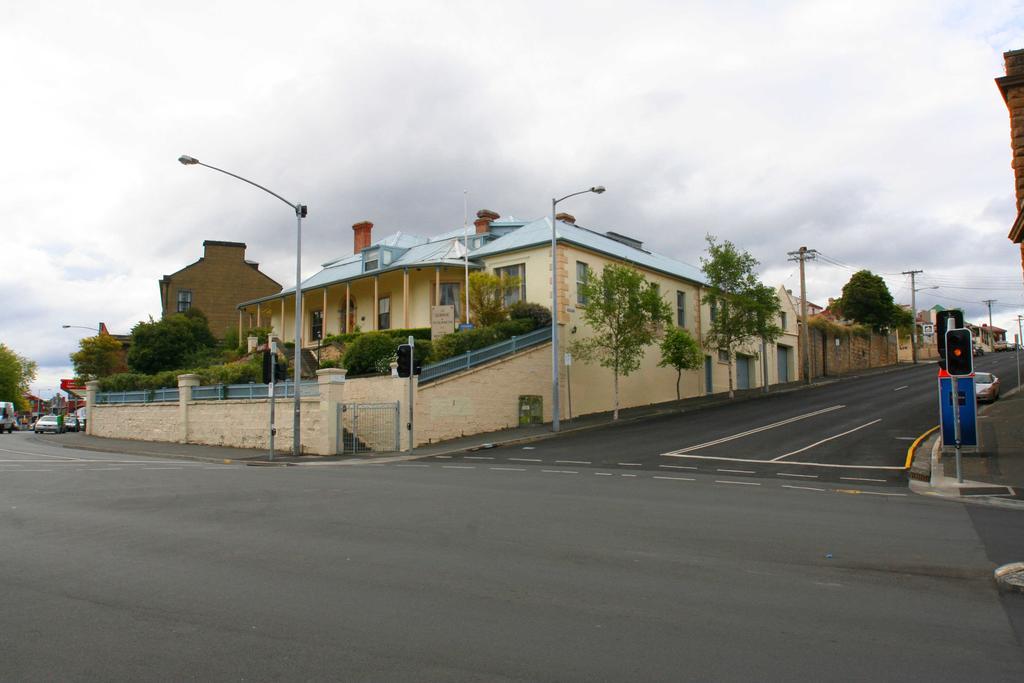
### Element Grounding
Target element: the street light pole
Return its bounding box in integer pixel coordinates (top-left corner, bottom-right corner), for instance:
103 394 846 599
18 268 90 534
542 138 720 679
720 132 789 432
62 324 101 334
551 186 605 432
179 155 307 455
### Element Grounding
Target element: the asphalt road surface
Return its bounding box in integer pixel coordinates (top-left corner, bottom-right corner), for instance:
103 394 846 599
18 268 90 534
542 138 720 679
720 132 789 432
1 431 1022 681
426 354 1023 486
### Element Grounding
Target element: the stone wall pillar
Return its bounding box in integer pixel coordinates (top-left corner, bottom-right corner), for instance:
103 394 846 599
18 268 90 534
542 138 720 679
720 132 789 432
84 380 99 436
397 372 417 450
177 374 200 443
317 368 346 455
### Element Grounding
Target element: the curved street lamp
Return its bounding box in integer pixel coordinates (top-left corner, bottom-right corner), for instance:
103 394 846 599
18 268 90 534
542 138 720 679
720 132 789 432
62 324 101 334
179 155 307 456
551 186 605 432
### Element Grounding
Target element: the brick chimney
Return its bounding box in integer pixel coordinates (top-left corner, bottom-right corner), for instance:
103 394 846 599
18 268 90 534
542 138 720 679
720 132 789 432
555 212 576 225
474 209 500 235
352 221 373 253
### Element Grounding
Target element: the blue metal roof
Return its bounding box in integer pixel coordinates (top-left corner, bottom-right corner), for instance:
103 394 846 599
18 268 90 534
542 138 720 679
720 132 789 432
469 217 706 285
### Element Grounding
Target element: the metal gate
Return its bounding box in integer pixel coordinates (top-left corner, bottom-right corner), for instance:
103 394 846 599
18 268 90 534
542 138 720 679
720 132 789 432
338 401 400 454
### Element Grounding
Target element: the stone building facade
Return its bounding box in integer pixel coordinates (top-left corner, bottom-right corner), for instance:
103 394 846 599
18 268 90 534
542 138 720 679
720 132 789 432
996 49 1024 276
159 241 281 338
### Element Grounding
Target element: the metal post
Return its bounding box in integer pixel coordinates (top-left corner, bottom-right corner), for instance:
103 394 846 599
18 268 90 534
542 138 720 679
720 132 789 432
551 197 560 432
903 270 922 364
952 373 963 484
788 247 817 383
293 208 303 456
407 335 415 452
269 341 276 461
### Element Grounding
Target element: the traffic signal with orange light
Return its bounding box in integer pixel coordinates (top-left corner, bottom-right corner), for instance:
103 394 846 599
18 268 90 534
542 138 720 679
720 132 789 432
945 329 973 377
397 344 413 378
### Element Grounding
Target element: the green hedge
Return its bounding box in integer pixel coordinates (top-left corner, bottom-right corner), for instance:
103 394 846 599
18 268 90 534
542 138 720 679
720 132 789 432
429 319 534 362
322 327 430 347
98 355 264 391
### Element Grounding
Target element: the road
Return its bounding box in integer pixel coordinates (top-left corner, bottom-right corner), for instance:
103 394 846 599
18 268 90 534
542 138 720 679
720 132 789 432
425 353 1023 486
1 426 1023 681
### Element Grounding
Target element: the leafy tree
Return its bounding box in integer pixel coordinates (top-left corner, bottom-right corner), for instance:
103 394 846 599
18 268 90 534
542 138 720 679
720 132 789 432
0 343 37 411
468 271 520 327
570 264 671 420
700 236 783 398
126 309 217 374
658 327 703 400
70 334 127 380
834 270 901 332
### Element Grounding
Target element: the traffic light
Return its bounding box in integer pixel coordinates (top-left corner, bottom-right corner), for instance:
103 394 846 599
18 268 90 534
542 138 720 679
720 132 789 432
936 309 965 360
397 344 413 378
262 351 290 383
262 350 273 383
945 328 974 377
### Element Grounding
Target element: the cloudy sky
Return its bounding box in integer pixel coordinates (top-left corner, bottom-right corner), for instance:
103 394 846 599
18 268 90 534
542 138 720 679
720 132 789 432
4 0 1024 398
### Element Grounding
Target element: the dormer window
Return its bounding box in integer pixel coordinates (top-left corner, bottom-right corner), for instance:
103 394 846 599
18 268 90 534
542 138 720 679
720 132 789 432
364 248 379 272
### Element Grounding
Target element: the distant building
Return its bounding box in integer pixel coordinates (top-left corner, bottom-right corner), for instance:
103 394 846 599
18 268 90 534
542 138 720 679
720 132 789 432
159 241 281 339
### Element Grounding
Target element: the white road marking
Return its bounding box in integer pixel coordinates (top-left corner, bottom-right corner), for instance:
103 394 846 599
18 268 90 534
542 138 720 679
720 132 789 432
396 464 429 468
0 447 80 460
509 457 542 463
894 385 909 391
620 473 637 477
442 465 475 469
13 469 54 472
715 480 761 486
556 460 591 465
434 455 452 459
142 467 183 470
771 419 883 461
894 436 917 441
490 467 526 472
659 464 698 470
542 469 578 474
464 456 494 460
664 404 845 455
660 454 904 469
717 468 754 474
781 485 826 492
653 475 696 482
840 476 887 483
617 462 642 467
776 473 819 479
858 491 907 497
79 467 122 471
594 472 614 476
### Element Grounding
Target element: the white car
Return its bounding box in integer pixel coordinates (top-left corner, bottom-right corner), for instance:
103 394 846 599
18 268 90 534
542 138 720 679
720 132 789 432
34 415 64 434
0 401 15 433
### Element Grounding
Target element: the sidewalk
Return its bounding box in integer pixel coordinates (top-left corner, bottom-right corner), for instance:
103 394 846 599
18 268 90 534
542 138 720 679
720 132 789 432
910 387 1024 509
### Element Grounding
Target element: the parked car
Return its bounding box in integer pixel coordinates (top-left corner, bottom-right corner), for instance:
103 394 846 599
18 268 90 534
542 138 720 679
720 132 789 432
63 415 80 432
993 341 1010 352
974 372 1000 403
34 415 64 434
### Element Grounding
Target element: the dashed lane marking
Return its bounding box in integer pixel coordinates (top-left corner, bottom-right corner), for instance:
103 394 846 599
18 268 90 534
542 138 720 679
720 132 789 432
653 475 696 482
542 469 578 474
858 491 907 497
509 458 542 463
659 464 697 470
715 480 761 486
618 462 642 467
665 404 845 455
894 385 909 391
464 456 494 460
840 476 887 483
771 418 883 461
442 465 475 470
717 468 755 474
594 472 614 476
776 473 819 478
620 474 638 477
661 454 904 469
781 485 826 492
556 460 591 465
396 464 429 468
490 467 526 472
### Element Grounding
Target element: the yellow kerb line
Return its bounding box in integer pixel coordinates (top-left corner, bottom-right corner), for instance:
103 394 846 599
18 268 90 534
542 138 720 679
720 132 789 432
904 426 939 469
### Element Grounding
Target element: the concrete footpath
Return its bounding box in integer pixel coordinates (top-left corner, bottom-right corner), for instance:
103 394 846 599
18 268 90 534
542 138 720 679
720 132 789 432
910 386 1024 510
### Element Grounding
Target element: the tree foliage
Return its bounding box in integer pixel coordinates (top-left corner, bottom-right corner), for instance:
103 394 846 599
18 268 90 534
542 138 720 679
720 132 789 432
126 309 217 374
468 271 520 327
833 270 902 333
700 236 783 397
570 264 671 419
70 334 127 380
0 343 37 411
658 327 704 400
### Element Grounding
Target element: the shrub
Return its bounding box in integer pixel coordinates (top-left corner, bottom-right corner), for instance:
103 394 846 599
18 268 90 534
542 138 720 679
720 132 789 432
429 319 533 361
342 332 401 375
507 302 551 331
322 327 430 347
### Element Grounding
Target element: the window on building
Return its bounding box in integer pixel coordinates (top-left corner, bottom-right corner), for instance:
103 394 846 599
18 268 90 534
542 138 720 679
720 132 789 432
710 300 718 322
495 264 526 306
176 289 192 313
311 310 323 341
439 282 461 319
718 348 730 364
378 296 391 330
576 261 590 305
780 312 787 329
364 249 379 272
676 291 686 327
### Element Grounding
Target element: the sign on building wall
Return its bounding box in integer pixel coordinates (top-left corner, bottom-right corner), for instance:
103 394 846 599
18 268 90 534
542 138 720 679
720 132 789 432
431 305 456 338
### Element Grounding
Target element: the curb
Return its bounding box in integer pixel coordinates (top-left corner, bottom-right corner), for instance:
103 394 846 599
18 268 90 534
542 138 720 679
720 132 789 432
994 562 1024 593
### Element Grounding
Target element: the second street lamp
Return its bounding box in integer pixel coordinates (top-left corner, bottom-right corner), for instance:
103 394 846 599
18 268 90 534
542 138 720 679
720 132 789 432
179 155 307 455
551 186 605 432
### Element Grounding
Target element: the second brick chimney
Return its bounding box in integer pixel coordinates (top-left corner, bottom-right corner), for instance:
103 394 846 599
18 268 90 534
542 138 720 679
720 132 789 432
474 209 500 235
352 221 373 253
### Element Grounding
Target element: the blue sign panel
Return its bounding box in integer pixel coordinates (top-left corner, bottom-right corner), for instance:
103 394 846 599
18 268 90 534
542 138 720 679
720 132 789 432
938 376 977 447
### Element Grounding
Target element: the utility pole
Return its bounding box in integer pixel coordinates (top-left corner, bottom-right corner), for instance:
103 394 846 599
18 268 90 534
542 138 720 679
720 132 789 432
787 247 817 384
982 299 997 348
903 270 923 364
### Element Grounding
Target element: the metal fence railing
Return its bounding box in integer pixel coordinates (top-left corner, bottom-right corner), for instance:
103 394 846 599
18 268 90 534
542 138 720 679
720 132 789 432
340 401 400 454
418 326 552 385
96 380 318 404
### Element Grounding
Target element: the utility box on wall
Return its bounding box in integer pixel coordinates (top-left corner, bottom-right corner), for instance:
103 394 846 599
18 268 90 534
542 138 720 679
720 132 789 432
518 395 542 425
